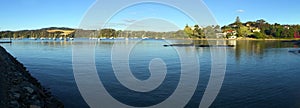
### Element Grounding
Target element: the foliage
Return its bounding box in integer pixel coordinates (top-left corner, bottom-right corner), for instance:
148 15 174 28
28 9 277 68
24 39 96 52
99 29 116 38
238 25 252 37
221 17 300 39
2 18 300 39
0 27 75 38
184 25 193 38
184 24 220 39
250 32 264 39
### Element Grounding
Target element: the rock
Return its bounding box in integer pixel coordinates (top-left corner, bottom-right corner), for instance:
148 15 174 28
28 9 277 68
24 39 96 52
32 100 42 106
12 78 22 85
12 93 21 99
30 105 41 108
9 88 19 93
31 95 38 100
14 73 22 77
0 46 64 108
9 101 20 108
23 87 34 94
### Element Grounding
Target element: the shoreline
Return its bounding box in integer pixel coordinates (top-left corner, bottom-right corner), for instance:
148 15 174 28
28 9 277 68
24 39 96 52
2 37 300 41
164 38 300 41
0 46 63 108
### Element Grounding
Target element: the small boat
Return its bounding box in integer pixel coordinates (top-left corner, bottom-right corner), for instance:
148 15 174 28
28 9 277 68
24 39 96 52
29 37 37 40
115 37 125 40
100 37 107 40
142 37 149 40
89 37 98 40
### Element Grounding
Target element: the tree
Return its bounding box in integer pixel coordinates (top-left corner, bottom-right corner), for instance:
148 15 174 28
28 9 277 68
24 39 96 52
234 16 242 26
237 25 252 37
214 25 221 30
193 25 204 38
250 32 264 39
235 16 241 24
204 26 216 38
184 24 193 38
99 29 116 38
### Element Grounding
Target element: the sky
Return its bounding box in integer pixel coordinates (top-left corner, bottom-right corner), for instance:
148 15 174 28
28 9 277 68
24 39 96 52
1 0 300 31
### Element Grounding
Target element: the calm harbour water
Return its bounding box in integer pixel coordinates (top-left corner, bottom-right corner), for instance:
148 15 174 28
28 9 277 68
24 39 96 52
1 39 300 108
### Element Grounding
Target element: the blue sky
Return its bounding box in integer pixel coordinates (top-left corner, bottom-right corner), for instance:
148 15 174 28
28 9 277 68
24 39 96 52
1 0 300 31
205 0 300 26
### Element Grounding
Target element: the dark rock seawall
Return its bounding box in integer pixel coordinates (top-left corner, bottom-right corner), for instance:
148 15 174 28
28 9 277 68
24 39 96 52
0 46 63 108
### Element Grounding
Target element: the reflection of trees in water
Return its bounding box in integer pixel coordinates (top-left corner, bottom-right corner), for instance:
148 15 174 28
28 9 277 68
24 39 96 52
193 40 209 45
234 40 293 61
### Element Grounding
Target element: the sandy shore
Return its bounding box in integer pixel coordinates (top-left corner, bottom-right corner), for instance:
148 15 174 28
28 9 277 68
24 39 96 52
0 46 63 108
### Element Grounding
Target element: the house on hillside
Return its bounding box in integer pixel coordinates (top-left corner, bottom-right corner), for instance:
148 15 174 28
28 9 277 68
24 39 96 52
294 32 300 38
284 25 290 29
225 30 237 36
216 33 227 38
252 28 261 32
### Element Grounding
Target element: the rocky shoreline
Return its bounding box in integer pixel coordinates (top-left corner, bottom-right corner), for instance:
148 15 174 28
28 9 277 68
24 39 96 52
0 46 63 108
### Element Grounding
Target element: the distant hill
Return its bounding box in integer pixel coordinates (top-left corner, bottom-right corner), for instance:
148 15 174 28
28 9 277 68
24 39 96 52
0 27 188 39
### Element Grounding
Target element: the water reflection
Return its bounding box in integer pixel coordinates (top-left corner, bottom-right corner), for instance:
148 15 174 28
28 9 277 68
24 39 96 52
234 40 294 60
4 39 297 61
1 39 299 108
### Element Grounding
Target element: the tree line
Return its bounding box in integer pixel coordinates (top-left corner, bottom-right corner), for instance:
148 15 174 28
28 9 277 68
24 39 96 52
221 17 300 39
1 18 300 39
0 27 188 39
183 24 221 39
0 27 75 39
183 17 300 39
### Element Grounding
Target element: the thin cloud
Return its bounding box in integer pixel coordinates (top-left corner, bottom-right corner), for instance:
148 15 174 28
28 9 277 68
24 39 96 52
123 19 137 23
236 9 245 13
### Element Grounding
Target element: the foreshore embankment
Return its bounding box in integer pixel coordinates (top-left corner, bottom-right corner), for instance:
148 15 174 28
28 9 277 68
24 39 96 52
0 46 63 108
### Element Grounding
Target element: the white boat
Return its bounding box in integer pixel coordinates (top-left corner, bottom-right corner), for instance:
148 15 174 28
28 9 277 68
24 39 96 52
29 37 37 40
59 37 64 40
99 37 107 40
116 37 125 40
142 37 149 40
89 37 98 40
